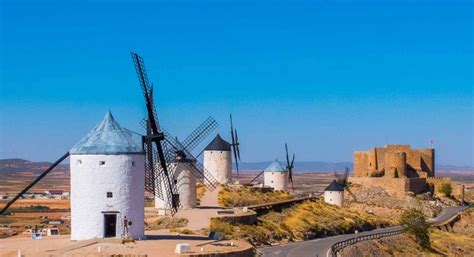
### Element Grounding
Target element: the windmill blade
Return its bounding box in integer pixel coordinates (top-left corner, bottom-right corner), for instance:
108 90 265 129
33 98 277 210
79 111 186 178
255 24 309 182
346 186 357 202
232 143 239 178
132 52 178 214
230 114 240 177
343 167 350 186
162 131 219 191
235 129 241 160
285 143 290 168
230 114 234 139
248 170 264 185
181 117 218 152
1 152 69 215
183 161 219 191
291 153 295 168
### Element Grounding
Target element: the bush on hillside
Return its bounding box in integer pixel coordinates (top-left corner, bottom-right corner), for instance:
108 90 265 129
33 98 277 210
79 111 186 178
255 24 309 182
439 183 452 197
400 208 430 248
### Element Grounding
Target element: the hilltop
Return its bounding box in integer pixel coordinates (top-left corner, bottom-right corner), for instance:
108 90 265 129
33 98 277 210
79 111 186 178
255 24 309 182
0 159 69 175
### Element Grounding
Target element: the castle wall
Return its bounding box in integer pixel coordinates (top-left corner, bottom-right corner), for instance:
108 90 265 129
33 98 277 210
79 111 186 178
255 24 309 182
411 149 435 177
405 178 427 193
349 177 427 196
368 148 378 172
354 152 368 177
426 177 464 202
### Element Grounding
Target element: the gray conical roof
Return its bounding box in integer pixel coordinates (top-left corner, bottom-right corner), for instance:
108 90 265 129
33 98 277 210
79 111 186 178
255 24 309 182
325 179 344 192
204 134 231 151
264 160 287 172
70 111 144 155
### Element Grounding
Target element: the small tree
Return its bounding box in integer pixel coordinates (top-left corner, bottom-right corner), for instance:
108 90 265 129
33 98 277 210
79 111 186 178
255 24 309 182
400 208 430 248
439 183 452 197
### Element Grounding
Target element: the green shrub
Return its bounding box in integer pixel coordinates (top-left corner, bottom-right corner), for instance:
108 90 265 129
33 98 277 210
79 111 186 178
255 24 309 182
400 208 430 248
439 183 452 197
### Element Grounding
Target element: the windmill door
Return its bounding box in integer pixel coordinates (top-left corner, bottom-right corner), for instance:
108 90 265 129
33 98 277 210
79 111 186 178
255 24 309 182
104 214 117 238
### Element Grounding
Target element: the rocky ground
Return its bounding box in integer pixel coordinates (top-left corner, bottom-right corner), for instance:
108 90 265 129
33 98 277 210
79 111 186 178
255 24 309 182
346 184 443 219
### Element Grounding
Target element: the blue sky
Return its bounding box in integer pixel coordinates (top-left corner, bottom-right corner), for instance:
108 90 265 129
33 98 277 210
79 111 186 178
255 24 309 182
0 0 472 166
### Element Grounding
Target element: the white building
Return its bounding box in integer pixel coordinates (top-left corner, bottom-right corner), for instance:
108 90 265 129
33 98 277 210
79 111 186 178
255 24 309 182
203 134 232 184
264 160 289 191
155 158 197 211
69 111 145 240
324 180 344 207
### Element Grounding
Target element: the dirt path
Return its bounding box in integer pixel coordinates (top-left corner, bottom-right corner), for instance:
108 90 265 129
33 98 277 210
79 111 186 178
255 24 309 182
175 186 224 232
199 185 221 208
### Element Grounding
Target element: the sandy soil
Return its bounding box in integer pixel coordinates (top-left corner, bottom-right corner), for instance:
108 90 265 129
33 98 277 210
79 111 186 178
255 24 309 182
0 230 252 257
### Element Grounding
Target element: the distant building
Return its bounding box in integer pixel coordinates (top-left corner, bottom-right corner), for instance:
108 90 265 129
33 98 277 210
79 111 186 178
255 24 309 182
47 220 64 225
264 160 288 191
351 144 464 201
354 144 434 178
203 134 232 184
324 180 344 207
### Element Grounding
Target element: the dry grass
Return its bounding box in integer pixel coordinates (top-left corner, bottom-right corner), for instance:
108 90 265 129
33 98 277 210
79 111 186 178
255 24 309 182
430 228 474 256
218 185 295 207
145 216 188 230
465 190 474 203
211 200 390 246
196 183 206 206
0 199 70 209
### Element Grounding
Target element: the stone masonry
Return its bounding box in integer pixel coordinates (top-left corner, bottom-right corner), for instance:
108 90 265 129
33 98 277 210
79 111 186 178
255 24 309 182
354 144 435 178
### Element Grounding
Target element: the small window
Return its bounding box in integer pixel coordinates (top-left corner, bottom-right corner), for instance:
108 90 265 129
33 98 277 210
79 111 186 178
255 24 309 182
271 180 273 183
99 161 106 166
107 192 113 198
330 199 332 202
77 160 82 165
131 161 135 167
174 179 178 185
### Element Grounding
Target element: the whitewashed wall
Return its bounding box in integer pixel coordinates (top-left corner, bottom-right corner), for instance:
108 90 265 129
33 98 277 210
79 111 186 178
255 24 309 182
324 190 344 207
70 154 145 240
264 171 288 191
203 150 232 184
155 162 197 210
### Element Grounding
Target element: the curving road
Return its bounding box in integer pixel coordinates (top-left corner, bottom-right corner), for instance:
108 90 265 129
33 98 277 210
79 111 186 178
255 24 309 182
259 206 468 257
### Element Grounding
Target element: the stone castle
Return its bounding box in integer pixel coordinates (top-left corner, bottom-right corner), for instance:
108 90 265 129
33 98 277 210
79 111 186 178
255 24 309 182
354 144 434 178
351 144 464 202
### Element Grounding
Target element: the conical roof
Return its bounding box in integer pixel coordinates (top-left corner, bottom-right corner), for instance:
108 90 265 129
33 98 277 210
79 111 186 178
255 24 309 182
204 134 231 151
325 179 344 192
70 111 144 155
264 160 287 172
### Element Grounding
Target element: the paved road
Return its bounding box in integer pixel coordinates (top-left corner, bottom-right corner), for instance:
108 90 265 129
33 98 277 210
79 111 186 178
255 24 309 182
259 206 468 257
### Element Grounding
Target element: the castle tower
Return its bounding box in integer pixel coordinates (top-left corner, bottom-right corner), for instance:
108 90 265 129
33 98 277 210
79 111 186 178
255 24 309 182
69 111 145 240
384 151 406 178
263 160 288 191
324 180 344 207
203 134 232 184
155 158 197 211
